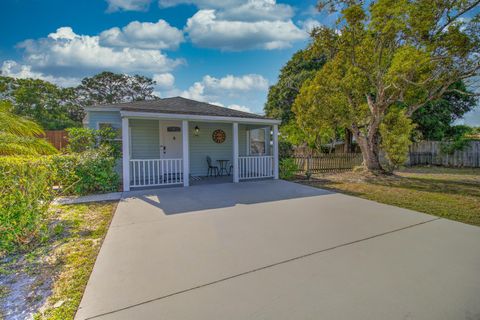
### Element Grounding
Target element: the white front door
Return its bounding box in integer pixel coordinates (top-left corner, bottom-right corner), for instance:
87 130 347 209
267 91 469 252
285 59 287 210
159 121 183 159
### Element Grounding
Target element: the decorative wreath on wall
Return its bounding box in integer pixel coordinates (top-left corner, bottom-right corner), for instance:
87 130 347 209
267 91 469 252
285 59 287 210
212 129 226 144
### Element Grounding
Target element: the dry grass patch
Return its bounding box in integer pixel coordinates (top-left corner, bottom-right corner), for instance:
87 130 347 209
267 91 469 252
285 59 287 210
299 166 480 227
0 201 117 320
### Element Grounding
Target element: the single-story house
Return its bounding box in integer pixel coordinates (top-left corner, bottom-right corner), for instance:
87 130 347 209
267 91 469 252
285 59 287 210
84 97 281 191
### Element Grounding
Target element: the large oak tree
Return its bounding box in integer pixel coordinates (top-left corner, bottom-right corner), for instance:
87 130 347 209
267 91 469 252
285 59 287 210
293 0 480 171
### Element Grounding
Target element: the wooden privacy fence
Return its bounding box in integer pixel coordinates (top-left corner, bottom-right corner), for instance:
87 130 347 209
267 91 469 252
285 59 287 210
42 130 68 150
408 141 480 167
293 153 363 173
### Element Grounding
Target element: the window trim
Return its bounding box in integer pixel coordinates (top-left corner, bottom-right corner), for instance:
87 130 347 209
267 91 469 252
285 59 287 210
248 128 267 156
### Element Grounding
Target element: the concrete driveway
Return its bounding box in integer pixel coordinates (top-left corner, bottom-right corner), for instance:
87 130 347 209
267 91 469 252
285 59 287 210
75 180 480 320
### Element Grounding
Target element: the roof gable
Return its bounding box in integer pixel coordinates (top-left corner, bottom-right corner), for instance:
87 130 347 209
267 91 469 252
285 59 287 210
90 97 272 120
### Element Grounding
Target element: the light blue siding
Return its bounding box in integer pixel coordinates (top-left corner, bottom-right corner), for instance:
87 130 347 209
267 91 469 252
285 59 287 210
130 119 160 159
86 111 122 130
85 109 272 180
189 122 231 176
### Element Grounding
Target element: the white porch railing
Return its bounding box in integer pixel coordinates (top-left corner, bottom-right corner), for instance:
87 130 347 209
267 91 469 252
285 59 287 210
130 159 183 187
238 156 274 179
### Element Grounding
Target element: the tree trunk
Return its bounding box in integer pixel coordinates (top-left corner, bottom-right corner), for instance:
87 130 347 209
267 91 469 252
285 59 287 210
353 130 384 172
343 128 352 153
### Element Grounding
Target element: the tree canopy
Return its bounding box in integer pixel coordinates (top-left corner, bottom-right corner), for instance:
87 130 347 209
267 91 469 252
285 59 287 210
0 71 158 130
293 0 480 171
76 71 157 106
0 76 81 130
412 81 476 140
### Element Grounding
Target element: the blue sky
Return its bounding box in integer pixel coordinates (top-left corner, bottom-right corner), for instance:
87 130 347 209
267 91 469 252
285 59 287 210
0 0 478 124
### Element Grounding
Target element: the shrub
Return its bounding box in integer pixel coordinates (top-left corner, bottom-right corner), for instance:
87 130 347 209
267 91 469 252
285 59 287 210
54 147 119 195
0 148 119 254
73 148 119 195
66 127 96 153
0 157 55 255
279 158 298 180
66 127 121 159
0 132 58 156
380 108 416 172
440 125 474 155
279 140 294 160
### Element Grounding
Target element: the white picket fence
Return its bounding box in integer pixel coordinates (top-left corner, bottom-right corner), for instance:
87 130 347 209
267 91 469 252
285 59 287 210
239 156 274 179
130 159 183 187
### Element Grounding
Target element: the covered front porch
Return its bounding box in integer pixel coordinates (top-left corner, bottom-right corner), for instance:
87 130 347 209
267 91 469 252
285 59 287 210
121 113 280 191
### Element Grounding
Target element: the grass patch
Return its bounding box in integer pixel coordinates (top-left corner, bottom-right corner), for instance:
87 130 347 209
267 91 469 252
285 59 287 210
0 201 117 320
299 166 480 226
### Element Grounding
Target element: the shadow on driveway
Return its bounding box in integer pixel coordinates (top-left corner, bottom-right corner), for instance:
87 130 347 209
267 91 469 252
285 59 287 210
122 179 333 215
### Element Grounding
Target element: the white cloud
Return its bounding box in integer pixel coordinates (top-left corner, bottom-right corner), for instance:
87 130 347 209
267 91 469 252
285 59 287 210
105 0 151 11
204 101 253 113
181 81 206 101
300 18 322 33
185 9 306 50
227 104 252 113
202 74 268 91
160 0 294 22
99 19 184 50
217 0 294 22
1 60 80 87
158 0 240 9
18 27 183 74
176 74 267 113
153 73 175 88
180 74 268 100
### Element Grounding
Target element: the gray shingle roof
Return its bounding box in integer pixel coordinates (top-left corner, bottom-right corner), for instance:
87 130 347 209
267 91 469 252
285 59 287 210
97 97 271 120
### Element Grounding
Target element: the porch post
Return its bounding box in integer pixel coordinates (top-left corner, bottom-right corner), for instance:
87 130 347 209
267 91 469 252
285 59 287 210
233 122 239 183
122 117 130 191
273 124 279 179
182 120 189 187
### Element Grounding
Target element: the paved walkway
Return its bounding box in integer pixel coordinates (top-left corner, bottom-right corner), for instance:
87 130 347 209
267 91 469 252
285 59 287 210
75 180 480 320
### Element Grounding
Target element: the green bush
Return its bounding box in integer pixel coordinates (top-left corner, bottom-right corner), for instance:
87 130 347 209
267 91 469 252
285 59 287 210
0 157 55 255
0 132 59 156
279 158 298 180
66 127 96 153
380 108 416 172
54 147 119 195
66 127 121 159
0 147 119 254
73 148 119 195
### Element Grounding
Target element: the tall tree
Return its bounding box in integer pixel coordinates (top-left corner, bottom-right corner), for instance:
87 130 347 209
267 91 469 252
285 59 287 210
264 49 331 149
294 0 480 171
75 71 157 106
412 81 476 140
0 76 82 130
265 50 326 124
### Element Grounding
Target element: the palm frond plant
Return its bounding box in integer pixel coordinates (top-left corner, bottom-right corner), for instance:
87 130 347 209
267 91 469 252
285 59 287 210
0 100 58 155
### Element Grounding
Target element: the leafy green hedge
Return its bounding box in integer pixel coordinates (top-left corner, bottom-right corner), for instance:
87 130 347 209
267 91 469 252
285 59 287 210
1 148 119 254
53 147 119 195
0 157 55 254
279 158 298 180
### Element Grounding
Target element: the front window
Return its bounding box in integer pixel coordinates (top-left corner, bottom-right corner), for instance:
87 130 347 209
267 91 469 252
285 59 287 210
249 128 266 155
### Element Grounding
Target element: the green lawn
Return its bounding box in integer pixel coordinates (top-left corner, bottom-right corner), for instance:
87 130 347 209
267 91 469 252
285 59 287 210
0 201 117 320
300 166 480 227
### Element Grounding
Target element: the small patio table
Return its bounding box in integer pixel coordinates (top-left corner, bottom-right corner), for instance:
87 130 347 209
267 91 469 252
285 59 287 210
216 159 230 176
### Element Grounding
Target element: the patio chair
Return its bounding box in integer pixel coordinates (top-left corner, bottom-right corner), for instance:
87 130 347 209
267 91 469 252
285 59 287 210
206 156 219 177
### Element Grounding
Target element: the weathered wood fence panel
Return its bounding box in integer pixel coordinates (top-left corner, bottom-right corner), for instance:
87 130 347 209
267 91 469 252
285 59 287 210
293 153 363 173
408 141 480 167
43 130 68 150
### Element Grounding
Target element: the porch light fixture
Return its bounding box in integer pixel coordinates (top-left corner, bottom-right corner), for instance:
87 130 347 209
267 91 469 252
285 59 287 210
194 125 200 136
